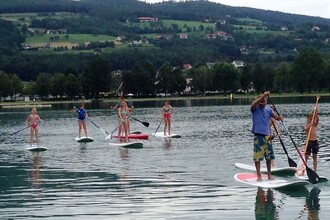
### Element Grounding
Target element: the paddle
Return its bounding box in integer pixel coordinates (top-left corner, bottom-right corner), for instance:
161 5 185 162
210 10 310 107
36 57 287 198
105 122 123 141
271 120 297 167
90 120 109 136
153 118 163 135
268 96 320 184
130 116 149 127
9 125 31 136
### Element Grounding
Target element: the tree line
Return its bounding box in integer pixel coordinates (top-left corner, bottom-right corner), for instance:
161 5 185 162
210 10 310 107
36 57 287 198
0 47 329 102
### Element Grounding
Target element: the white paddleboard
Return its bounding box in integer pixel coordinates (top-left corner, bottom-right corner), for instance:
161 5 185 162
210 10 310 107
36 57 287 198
75 137 94 143
25 145 48 152
234 173 309 189
152 132 182 138
295 171 328 182
235 163 297 175
108 141 143 149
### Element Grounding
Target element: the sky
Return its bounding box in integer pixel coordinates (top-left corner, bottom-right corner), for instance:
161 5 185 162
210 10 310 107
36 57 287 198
143 0 330 19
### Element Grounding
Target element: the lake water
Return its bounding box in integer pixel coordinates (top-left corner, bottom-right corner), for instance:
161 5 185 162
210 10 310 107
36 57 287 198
1 98 330 219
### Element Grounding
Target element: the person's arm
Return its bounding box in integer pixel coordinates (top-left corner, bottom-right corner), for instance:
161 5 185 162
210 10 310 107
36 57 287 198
251 91 269 111
25 115 30 127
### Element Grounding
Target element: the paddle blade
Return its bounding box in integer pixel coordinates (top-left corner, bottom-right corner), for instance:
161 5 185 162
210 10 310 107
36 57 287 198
142 122 149 127
288 157 297 167
306 166 320 184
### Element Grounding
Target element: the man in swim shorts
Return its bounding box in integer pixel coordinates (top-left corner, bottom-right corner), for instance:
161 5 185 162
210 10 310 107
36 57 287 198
251 91 282 181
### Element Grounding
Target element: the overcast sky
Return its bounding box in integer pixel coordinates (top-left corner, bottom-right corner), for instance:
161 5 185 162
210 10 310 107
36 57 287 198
144 0 330 19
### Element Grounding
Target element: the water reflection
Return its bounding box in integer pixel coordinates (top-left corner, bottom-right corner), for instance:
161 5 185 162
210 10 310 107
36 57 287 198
255 188 277 220
163 138 172 149
30 154 41 188
305 187 320 220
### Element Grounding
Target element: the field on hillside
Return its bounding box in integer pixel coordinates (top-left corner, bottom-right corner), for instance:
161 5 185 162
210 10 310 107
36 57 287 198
126 19 216 33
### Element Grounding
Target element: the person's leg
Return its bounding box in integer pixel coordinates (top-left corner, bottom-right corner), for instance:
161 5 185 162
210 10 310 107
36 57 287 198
255 161 262 181
82 121 87 137
78 121 82 138
35 127 39 146
30 127 34 146
266 159 274 180
164 118 168 135
312 154 317 172
168 118 171 135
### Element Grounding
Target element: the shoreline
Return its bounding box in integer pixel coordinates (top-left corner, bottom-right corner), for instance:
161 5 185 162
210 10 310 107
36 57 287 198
0 93 326 107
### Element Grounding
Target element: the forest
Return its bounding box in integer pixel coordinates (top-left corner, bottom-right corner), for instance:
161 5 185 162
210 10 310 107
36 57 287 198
0 0 330 100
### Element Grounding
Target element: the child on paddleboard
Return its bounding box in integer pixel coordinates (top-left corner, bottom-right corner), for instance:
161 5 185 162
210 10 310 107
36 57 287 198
162 100 173 136
25 107 43 147
73 104 88 138
303 108 319 172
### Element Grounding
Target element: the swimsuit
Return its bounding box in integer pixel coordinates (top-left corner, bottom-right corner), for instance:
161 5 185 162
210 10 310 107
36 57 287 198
305 140 319 155
253 134 275 162
31 123 38 129
76 109 86 121
163 108 171 119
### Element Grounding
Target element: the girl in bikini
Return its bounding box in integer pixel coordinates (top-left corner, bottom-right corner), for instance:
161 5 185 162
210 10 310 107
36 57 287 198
73 104 88 138
118 102 130 143
162 101 173 136
25 107 43 147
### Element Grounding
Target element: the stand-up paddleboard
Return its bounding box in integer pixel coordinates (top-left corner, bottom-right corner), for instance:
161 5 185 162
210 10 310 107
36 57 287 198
235 163 297 175
25 145 48 152
295 171 328 182
75 137 94 143
111 133 149 140
108 141 143 149
234 173 309 189
152 132 182 138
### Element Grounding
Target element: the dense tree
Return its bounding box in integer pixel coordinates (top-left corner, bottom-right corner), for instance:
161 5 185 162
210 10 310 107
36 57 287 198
291 47 325 93
192 65 211 95
211 62 241 94
0 71 11 102
35 72 51 99
274 62 291 93
65 73 80 99
8 73 23 100
123 60 156 96
81 56 111 99
49 73 66 98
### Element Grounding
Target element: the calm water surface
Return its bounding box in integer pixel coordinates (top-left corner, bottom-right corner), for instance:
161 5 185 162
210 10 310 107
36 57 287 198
1 99 330 219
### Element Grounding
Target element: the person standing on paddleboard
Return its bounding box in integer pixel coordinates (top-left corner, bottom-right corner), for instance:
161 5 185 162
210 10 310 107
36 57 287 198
25 107 44 147
251 91 283 181
117 101 130 143
304 108 319 172
112 96 133 135
73 104 88 138
162 100 173 136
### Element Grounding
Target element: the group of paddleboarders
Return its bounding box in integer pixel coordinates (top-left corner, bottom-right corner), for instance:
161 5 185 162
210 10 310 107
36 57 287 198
251 91 319 181
24 98 174 146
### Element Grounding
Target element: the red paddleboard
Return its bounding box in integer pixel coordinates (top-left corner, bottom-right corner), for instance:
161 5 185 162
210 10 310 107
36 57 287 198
111 133 149 140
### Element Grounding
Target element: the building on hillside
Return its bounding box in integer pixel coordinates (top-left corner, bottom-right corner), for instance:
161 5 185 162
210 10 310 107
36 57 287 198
206 62 216 69
232 60 245 68
183 64 192 71
138 17 158 22
311 25 320 31
179 33 188 39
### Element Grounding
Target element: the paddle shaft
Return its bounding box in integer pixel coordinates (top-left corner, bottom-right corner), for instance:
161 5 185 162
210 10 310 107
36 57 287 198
154 118 163 134
9 125 31 136
303 97 320 156
90 120 109 135
271 120 297 167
